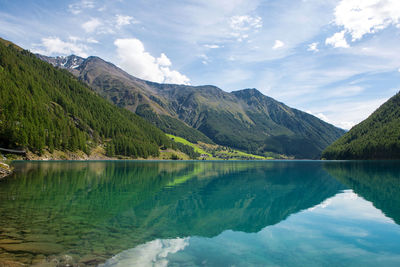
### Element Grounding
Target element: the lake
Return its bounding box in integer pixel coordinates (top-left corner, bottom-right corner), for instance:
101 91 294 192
0 160 399 266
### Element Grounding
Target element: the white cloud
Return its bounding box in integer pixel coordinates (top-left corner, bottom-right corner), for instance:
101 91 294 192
156 53 172 66
272 40 285 50
325 30 349 48
334 0 400 41
306 110 331 123
68 0 95 15
398 68 400 72
116 15 138 28
68 36 81 42
82 18 102 33
199 54 210 65
229 15 262 31
86 37 99 44
315 112 330 122
312 97 389 129
326 0 400 49
229 15 262 41
32 37 88 57
114 38 190 85
204 44 220 49
307 42 319 52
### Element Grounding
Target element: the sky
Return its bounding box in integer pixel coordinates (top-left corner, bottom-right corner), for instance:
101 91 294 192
1 0 400 129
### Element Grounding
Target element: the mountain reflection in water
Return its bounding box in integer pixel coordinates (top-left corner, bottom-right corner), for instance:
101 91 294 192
0 161 399 266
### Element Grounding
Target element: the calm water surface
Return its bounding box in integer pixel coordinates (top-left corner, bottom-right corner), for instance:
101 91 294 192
0 160 399 266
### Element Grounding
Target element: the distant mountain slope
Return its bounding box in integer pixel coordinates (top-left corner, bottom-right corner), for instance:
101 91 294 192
146 83 345 158
40 55 345 159
0 39 173 158
322 92 400 159
38 55 214 145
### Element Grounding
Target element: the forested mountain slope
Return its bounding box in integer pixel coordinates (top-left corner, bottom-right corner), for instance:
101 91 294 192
40 55 345 159
37 54 214 145
322 92 400 159
0 39 174 158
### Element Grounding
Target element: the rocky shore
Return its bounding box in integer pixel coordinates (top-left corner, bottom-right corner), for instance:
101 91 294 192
0 162 12 179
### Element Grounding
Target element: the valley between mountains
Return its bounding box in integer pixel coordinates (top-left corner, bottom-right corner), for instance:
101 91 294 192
36 53 345 159
2 37 400 162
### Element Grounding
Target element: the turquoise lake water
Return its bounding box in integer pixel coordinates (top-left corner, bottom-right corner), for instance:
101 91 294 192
0 160 399 266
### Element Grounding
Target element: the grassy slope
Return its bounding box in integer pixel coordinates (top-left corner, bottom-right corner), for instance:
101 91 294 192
166 134 274 160
153 85 345 159
166 134 211 156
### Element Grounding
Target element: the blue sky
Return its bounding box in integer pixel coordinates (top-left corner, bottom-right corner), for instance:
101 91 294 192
1 0 400 129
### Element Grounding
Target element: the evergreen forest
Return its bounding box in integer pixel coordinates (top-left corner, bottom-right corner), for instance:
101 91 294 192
0 41 184 158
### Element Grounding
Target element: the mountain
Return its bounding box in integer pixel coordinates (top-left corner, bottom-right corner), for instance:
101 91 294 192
36 54 84 74
39 55 345 159
322 92 400 159
0 39 177 159
37 55 214 145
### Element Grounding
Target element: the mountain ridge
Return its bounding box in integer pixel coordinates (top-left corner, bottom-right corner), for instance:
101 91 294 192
38 54 345 159
0 38 195 160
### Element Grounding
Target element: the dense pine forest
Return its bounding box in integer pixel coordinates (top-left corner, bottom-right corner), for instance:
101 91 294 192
322 92 400 159
0 40 189 158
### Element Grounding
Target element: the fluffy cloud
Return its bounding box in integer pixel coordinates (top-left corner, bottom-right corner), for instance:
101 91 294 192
156 53 172 66
116 15 138 28
229 15 262 41
32 37 88 57
82 18 102 33
272 40 284 50
114 38 190 85
307 42 319 52
327 0 400 47
230 15 262 31
325 30 349 48
335 0 400 41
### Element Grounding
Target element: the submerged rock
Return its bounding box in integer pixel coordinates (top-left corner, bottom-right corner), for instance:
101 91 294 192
0 162 12 179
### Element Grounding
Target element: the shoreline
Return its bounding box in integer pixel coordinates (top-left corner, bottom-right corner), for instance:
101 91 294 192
0 162 13 180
